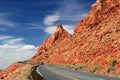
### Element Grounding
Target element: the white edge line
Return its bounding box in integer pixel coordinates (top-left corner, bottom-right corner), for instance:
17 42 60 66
36 67 43 77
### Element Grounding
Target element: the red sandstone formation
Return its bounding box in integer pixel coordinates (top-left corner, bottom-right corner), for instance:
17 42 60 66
74 0 120 35
30 24 72 63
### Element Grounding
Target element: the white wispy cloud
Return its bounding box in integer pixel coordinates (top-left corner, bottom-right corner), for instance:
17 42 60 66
24 23 44 30
0 35 12 40
2 37 24 45
0 13 16 31
0 35 37 69
55 0 87 21
43 0 88 35
21 45 36 50
0 44 17 49
44 25 74 34
43 14 60 26
0 19 15 28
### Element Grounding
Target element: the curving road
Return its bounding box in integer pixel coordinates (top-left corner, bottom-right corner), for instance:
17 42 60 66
37 65 120 80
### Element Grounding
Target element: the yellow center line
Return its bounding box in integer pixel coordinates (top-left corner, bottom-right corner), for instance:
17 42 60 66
45 65 78 80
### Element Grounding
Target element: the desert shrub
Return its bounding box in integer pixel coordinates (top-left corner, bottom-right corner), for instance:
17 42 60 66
72 64 87 71
107 66 114 73
89 46 94 50
79 65 85 69
27 75 32 80
66 64 87 70
66 64 73 69
90 65 101 73
111 60 117 67
106 60 117 73
79 51 83 54
74 65 80 70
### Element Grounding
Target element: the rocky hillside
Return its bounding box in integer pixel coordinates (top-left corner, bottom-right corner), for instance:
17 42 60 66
74 0 120 35
30 0 120 77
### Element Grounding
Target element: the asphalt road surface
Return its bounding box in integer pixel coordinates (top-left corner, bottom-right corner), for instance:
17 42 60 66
37 65 120 80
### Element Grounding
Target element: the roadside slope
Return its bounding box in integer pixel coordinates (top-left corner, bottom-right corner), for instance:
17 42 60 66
0 62 35 80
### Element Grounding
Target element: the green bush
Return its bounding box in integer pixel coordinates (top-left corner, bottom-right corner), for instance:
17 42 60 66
73 64 87 70
27 75 32 80
74 65 80 70
107 66 114 73
111 60 117 67
106 60 117 73
66 64 73 69
66 64 87 71
90 65 101 73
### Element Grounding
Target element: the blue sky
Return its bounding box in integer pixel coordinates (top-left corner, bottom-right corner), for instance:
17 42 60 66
0 0 96 69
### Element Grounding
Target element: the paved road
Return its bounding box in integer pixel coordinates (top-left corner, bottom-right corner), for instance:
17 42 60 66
37 65 120 80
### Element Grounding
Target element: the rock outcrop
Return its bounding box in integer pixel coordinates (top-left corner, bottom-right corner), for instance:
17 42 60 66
74 0 120 35
30 24 72 63
38 24 72 50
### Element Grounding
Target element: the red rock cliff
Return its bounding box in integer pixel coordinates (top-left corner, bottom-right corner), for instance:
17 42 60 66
74 0 120 35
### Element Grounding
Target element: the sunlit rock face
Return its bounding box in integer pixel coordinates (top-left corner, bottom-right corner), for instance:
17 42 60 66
30 24 72 63
74 0 120 35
